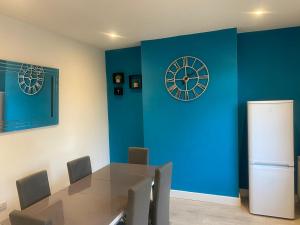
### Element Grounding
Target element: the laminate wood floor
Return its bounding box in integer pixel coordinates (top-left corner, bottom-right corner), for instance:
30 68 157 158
170 197 300 225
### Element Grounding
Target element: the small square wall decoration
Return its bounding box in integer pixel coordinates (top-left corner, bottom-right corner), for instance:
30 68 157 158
129 74 142 89
114 87 123 96
113 72 124 84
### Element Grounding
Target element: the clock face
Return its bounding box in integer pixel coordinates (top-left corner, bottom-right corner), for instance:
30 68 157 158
165 56 209 101
18 64 45 95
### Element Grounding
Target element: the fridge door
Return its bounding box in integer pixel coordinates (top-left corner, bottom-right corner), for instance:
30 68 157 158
248 101 294 166
249 164 294 219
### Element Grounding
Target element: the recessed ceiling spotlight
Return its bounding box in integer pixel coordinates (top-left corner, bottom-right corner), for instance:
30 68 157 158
248 9 271 16
103 32 123 39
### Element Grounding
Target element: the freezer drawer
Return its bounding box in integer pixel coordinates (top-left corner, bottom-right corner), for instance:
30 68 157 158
249 164 294 219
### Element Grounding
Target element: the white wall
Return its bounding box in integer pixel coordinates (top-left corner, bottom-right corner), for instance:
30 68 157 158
0 15 109 221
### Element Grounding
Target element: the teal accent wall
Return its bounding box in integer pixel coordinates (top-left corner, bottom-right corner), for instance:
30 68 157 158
106 26 300 194
0 72 4 91
105 47 144 163
141 29 239 197
238 27 300 189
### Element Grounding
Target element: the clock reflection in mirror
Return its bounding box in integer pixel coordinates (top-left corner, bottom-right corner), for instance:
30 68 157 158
0 59 59 133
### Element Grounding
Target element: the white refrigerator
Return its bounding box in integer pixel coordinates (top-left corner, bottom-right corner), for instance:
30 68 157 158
248 100 295 219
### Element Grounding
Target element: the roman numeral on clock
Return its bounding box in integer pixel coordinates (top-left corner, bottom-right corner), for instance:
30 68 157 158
176 89 181 98
174 61 180 71
192 89 199 97
166 77 175 83
182 56 188 67
199 75 209 79
167 69 175 75
184 91 189 100
197 83 206 90
196 65 205 73
168 84 177 92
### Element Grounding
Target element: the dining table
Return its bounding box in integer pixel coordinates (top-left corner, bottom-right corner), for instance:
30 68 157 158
1 163 156 225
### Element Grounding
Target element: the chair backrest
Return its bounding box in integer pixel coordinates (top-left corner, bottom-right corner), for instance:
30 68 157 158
128 147 149 165
9 210 52 225
126 178 152 225
16 170 51 210
67 156 92 184
152 162 173 225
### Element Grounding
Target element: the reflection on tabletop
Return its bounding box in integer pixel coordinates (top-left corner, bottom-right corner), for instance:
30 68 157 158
1 163 156 225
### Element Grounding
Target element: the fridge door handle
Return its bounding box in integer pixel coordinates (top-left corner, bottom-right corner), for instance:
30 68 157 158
252 162 293 167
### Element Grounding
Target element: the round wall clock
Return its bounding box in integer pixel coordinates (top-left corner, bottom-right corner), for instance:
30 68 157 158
18 64 45 95
165 56 209 101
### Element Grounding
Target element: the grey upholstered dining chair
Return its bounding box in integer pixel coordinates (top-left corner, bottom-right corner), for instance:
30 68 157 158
118 177 152 225
16 170 51 210
9 210 52 225
128 147 149 165
67 156 92 184
150 162 173 225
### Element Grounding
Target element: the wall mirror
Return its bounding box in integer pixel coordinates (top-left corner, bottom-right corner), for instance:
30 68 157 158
0 59 59 133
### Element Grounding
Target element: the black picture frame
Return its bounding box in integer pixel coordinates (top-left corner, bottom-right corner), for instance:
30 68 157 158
129 74 142 89
113 72 124 84
114 87 123 96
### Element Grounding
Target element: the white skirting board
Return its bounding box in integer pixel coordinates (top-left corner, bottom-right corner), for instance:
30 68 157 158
170 190 241 206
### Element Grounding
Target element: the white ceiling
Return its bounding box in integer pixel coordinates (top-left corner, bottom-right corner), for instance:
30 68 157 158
0 0 299 50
